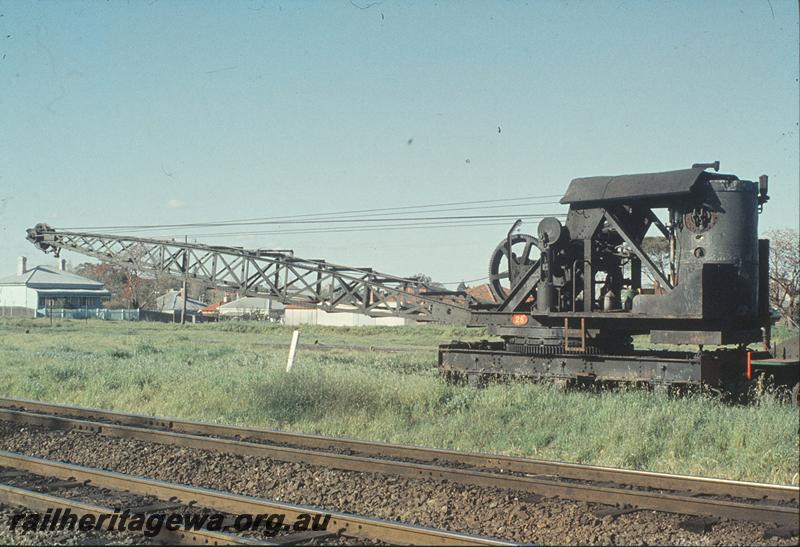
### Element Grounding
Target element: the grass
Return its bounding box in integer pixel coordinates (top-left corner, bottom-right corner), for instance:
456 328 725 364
0 319 797 485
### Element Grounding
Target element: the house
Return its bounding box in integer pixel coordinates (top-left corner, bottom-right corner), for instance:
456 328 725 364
154 289 206 314
142 289 208 323
218 296 284 321
199 301 222 319
0 257 111 317
465 283 498 305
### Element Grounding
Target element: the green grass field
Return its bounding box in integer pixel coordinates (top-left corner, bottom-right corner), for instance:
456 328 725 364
0 319 797 485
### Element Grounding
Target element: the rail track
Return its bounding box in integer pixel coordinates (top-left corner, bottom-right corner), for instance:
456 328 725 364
0 397 797 536
0 450 509 546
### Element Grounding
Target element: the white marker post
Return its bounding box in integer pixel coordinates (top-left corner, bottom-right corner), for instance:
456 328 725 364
286 330 301 372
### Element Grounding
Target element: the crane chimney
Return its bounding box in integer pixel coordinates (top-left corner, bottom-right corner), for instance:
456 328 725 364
17 256 27 276
59 258 67 272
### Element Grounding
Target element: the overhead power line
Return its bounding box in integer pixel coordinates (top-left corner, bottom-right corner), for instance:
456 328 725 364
59 194 564 232
439 276 490 286
161 215 566 239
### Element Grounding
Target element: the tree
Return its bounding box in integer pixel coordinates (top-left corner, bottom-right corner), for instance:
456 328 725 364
409 273 446 291
641 236 670 286
73 262 178 309
766 228 800 322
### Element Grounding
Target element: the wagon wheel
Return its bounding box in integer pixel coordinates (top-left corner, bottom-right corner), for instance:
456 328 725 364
488 233 540 302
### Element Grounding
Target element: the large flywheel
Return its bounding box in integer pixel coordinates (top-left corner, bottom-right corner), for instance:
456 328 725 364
488 233 540 302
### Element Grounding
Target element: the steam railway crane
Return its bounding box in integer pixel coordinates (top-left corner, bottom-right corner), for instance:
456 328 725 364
26 164 799 397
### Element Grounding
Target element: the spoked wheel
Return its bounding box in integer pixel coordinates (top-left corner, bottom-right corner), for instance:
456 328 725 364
488 233 540 302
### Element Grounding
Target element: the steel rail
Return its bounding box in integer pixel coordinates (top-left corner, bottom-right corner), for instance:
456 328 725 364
0 404 796 526
0 397 795 503
0 483 258 545
0 451 510 546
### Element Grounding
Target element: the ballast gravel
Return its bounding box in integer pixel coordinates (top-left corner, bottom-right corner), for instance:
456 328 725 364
0 505 152 546
0 422 795 546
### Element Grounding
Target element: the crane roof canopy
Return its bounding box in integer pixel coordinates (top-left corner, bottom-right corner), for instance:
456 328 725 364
559 167 715 205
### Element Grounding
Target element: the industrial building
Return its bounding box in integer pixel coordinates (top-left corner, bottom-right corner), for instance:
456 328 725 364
283 303 413 326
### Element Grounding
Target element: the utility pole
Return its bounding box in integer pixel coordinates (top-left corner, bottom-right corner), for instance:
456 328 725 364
181 235 188 325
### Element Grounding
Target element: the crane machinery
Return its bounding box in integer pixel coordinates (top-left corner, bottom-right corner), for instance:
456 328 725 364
25 163 800 399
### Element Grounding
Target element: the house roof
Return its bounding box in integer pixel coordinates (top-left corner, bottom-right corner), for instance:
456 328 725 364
0 266 111 296
465 284 497 304
35 288 113 298
200 302 222 315
285 303 317 310
155 290 206 312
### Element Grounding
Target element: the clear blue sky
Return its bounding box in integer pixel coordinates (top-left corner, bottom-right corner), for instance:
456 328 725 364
1 0 798 284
